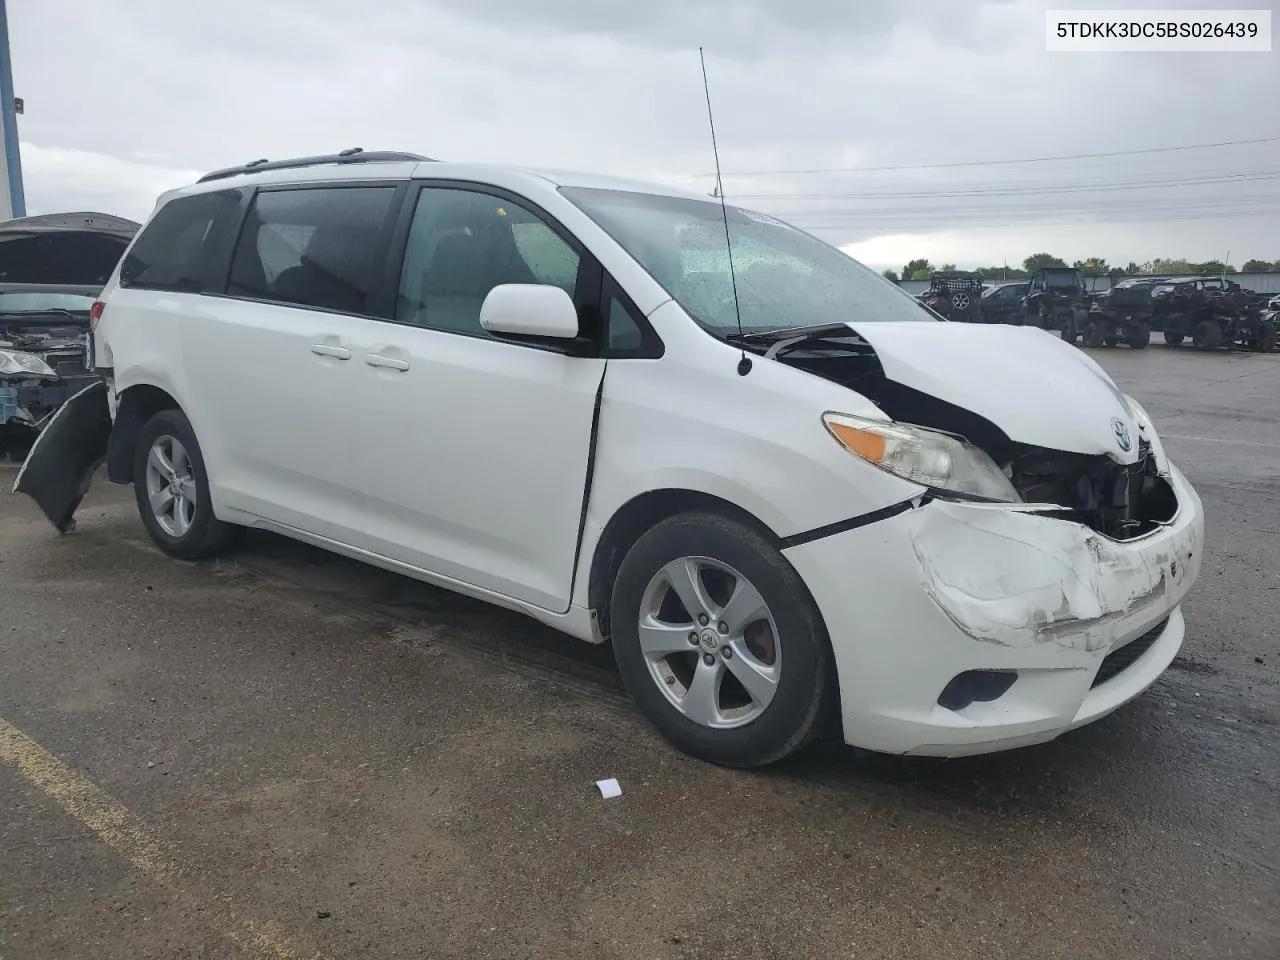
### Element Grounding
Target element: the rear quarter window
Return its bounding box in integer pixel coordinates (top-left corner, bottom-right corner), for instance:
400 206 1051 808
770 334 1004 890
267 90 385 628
119 189 244 292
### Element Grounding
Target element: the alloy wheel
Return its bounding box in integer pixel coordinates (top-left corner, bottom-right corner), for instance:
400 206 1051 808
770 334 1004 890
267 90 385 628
636 556 781 729
144 435 197 537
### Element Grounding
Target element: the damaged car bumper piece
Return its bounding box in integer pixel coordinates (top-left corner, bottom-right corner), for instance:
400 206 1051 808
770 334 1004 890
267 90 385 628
784 465 1203 757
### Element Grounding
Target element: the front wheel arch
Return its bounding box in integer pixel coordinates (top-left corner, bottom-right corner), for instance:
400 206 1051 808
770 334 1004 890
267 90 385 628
107 384 184 484
587 489 784 645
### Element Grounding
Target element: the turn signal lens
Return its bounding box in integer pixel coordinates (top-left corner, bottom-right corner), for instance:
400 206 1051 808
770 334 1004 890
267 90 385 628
825 420 886 462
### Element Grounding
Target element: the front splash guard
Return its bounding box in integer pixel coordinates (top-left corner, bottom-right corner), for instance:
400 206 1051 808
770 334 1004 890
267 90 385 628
12 379 112 533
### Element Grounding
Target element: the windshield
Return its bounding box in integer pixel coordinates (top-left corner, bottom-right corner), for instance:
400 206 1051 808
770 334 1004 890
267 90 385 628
560 187 931 334
1040 272 1081 289
0 291 96 314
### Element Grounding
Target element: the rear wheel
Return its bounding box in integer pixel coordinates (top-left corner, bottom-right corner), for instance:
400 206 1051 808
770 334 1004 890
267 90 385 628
609 511 835 767
1252 324 1277 353
1083 320 1108 348
1060 320 1077 343
133 409 238 560
1193 320 1222 351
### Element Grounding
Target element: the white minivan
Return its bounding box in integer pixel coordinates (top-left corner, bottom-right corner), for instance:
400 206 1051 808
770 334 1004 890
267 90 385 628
17 149 1204 767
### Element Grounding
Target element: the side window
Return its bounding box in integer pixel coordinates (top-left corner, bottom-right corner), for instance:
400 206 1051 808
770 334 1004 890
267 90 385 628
395 187 582 337
607 297 644 352
601 276 663 359
119 189 243 292
227 186 396 316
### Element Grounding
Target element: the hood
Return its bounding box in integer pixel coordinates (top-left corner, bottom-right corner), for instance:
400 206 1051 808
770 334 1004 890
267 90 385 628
0 212 139 287
846 321 1139 461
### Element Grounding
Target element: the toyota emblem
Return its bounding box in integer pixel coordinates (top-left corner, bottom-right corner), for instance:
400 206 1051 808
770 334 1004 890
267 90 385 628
1111 417 1132 452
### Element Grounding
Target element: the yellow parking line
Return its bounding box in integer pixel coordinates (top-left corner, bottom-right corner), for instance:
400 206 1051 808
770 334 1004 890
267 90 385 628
0 718 326 960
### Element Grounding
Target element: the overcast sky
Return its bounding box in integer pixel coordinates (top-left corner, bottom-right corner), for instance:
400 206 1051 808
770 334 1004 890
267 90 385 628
10 0 1280 271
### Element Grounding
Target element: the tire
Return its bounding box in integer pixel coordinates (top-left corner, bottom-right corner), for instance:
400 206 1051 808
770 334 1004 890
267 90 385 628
1127 324 1151 349
133 409 238 560
1083 320 1108 348
1252 324 1277 353
1163 330 1184 346
1060 320 1076 343
609 511 835 768
1192 320 1222 351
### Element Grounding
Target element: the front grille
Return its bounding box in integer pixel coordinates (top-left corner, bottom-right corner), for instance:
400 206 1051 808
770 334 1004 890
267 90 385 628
1091 617 1169 688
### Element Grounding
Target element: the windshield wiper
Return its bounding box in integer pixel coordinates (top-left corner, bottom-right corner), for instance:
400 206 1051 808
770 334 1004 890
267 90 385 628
0 309 85 320
724 322 850 344
726 323 863 359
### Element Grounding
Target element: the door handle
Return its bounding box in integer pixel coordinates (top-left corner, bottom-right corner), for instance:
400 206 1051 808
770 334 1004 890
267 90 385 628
310 343 351 360
366 354 410 372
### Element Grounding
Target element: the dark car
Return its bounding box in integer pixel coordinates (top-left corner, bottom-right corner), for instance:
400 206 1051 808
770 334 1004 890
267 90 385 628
0 212 139 455
1024 267 1091 339
918 271 986 322
979 280 1030 325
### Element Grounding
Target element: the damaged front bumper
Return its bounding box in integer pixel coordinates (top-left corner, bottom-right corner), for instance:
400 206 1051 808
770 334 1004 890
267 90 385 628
783 464 1204 757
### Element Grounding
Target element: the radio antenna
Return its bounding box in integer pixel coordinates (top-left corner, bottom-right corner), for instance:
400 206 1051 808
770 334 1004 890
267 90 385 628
699 47 751 376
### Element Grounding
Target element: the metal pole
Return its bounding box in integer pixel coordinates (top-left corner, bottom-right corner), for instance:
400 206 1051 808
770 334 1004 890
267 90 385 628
0 0 24 219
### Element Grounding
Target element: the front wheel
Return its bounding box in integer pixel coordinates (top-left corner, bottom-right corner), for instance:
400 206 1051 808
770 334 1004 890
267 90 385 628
133 409 238 560
1193 320 1223 351
1126 324 1151 349
1060 320 1077 343
1083 320 1108 348
609 511 835 767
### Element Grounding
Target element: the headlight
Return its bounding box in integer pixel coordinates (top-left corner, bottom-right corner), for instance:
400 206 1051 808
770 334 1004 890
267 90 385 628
0 349 57 378
823 412 1020 502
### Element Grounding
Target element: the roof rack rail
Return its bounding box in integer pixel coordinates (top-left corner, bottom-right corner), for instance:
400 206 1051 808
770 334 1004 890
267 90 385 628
196 147 435 184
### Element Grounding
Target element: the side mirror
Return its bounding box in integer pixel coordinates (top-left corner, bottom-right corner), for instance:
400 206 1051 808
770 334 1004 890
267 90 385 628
479 284 580 341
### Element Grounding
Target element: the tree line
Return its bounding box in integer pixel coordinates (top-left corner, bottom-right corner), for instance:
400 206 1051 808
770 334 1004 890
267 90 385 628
883 255 1280 283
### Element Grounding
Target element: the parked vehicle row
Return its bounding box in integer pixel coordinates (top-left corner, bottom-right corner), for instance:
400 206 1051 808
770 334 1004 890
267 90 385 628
923 268 1278 354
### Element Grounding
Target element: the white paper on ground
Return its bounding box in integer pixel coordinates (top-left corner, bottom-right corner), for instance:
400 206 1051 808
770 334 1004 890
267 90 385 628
595 778 621 799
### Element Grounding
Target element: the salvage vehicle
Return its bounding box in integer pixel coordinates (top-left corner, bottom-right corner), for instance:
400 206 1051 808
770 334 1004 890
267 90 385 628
1024 267 1090 340
919 271 985 322
1150 276 1276 351
15 150 1204 767
1079 278 1170 350
0 212 139 456
979 280 1030 325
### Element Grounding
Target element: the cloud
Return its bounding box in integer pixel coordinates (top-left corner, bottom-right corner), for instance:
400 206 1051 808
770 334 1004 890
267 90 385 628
8 0 1279 265
20 143 200 221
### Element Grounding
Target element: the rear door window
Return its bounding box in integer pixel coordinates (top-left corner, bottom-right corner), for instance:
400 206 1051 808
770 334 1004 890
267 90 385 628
119 189 244 292
227 186 398 316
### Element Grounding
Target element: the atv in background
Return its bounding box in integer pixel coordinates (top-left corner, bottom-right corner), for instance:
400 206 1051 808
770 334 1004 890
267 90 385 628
1151 276 1277 351
920 271 986 322
1024 267 1090 340
1080 277 1171 349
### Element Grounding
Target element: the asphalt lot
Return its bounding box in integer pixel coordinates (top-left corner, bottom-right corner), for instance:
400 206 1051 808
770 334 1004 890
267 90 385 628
1 344 1277 960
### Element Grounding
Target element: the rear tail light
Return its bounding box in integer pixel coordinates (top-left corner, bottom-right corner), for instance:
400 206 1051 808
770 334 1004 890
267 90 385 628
89 300 105 331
